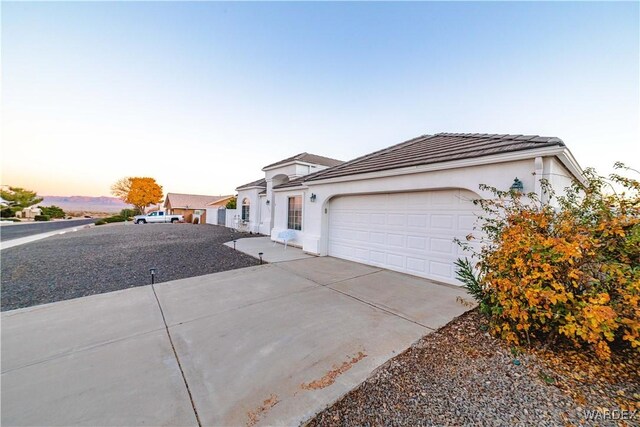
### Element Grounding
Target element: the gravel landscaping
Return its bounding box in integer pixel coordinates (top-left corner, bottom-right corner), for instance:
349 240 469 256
308 309 640 427
1 223 259 311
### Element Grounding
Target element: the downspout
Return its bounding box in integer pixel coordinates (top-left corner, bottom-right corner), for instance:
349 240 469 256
534 156 544 203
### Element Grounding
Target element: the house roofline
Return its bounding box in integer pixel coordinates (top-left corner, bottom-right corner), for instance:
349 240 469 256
272 146 583 191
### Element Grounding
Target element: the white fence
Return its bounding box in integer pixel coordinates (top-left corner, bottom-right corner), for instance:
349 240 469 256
225 209 238 228
205 208 218 225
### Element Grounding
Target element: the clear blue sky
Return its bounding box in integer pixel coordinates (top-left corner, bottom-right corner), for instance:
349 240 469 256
2 1 638 196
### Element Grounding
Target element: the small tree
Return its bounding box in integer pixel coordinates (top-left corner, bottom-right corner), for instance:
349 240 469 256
456 163 639 359
225 197 237 209
0 186 42 210
111 177 163 213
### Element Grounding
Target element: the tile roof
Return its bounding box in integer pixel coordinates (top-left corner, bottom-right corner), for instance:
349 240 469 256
236 178 266 190
165 193 232 209
274 133 565 188
262 152 344 170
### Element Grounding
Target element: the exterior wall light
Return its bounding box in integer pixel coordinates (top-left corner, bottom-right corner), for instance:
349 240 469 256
310 193 317 202
266 200 270 205
510 177 524 193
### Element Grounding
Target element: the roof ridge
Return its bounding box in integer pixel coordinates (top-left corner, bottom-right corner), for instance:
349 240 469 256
435 132 564 144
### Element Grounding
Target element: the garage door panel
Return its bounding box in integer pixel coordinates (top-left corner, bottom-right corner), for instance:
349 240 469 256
407 236 426 250
407 214 428 227
328 190 479 286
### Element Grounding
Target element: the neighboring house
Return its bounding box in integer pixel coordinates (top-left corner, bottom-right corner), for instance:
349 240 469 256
165 193 234 224
19 206 42 219
235 153 344 235
234 133 583 286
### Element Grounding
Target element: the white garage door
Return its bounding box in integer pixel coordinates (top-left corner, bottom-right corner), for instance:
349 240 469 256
328 189 479 285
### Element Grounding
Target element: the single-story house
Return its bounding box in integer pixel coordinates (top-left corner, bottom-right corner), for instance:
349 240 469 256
165 193 234 224
19 206 42 219
235 133 582 286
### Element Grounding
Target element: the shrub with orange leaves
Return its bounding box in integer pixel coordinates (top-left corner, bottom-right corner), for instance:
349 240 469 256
456 163 639 359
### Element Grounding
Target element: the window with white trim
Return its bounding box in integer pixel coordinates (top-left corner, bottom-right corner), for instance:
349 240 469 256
241 198 250 221
287 196 302 230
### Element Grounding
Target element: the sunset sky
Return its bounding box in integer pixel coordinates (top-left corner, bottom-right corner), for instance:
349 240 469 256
2 2 638 197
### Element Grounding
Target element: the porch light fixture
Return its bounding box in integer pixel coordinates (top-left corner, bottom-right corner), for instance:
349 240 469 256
310 193 317 202
510 177 524 193
266 200 270 205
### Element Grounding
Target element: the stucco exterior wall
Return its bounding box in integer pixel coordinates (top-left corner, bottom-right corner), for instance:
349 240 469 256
272 157 555 255
235 188 262 233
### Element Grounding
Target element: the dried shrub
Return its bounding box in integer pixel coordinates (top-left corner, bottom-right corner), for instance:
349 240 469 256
457 163 639 359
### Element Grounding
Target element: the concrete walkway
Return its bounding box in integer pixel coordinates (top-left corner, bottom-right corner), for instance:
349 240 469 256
1 257 472 426
224 236 314 262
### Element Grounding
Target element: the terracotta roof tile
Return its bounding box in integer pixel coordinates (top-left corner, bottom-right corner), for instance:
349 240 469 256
236 178 266 190
165 193 233 209
274 133 564 187
262 152 343 170
306 133 565 181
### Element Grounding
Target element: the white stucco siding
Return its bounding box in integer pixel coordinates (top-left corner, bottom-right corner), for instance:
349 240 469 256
271 190 308 247
327 189 480 285
235 188 262 233
544 157 576 204
288 158 537 255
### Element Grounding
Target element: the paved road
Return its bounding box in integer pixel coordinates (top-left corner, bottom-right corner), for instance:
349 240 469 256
0 218 96 242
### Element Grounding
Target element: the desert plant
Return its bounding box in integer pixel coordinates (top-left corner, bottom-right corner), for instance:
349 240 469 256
103 215 125 223
457 163 639 359
39 205 66 219
119 208 141 220
1 207 20 218
94 219 107 226
34 215 50 221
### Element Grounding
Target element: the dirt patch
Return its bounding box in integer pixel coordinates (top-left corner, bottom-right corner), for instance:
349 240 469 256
301 352 367 391
307 309 640 426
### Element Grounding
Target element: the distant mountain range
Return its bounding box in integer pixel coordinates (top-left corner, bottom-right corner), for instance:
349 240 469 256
40 196 132 213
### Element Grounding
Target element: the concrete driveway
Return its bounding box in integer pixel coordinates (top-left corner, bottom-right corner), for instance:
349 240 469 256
1 256 472 426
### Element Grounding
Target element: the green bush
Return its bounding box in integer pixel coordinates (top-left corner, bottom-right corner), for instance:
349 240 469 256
225 197 237 209
119 208 141 221
34 215 50 221
1 207 17 218
39 205 66 219
94 219 107 226
2 217 21 222
103 215 125 223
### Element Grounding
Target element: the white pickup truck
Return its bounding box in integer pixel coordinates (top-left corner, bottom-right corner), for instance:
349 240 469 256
133 211 184 224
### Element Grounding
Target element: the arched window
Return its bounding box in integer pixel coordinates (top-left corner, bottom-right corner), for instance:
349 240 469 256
241 198 250 222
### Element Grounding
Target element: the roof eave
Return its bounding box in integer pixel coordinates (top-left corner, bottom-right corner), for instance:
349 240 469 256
236 185 266 191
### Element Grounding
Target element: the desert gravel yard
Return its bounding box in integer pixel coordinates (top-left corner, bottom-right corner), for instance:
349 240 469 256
1 223 259 311
308 309 640 427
